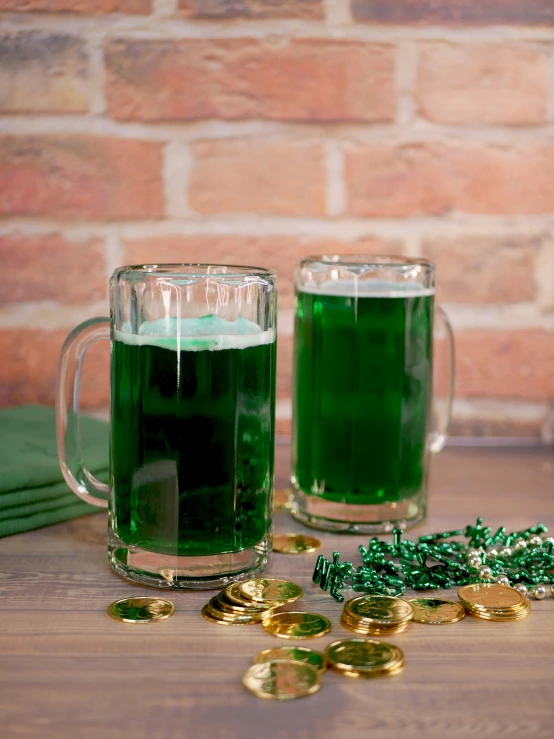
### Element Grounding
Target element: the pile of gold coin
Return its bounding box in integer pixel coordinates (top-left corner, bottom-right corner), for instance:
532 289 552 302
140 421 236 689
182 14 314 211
201 578 303 626
458 583 531 621
340 594 414 635
325 638 405 678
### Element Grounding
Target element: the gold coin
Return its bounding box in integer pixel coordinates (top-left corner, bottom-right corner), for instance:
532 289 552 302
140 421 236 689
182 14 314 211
345 595 414 626
463 601 531 621
201 603 259 626
409 598 466 625
332 660 405 679
253 646 326 673
242 660 320 700
272 533 321 554
458 583 526 610
224 582 281 609
215 590 275 615
463 600 530 616
240 578 303 604
262 611 331 639
325 638 405 678
107 597 175 624
274 489 292 510
340 613 409 635
206 599 263 624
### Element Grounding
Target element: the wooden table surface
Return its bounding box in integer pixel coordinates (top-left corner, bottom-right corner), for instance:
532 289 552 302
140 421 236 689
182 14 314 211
1 445 553 739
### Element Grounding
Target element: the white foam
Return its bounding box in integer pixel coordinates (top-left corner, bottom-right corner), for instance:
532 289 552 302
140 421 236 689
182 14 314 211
114 315 275 351
298 279 435 299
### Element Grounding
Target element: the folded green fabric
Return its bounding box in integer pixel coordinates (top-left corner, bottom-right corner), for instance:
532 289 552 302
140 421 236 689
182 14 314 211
0 405 109 538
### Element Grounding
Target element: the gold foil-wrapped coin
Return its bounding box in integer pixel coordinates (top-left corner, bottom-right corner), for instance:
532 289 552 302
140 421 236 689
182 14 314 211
206 596 265 624
272 533 321 554
409 598 466 625
345 595 414 625
215 590 275 615
325 639 405 678
262 611 331 640
458 583 526 610
242 660 320 700
340 595 413 635
224 582 282 609
240 578 303 604
458 583 531 622
107 597 175 624
340 611 410 636
253 646 326 673
201 603 260 626
273 489 292 511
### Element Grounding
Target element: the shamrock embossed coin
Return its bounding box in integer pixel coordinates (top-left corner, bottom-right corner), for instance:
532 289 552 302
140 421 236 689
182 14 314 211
262 611 331 639
107 597 175 624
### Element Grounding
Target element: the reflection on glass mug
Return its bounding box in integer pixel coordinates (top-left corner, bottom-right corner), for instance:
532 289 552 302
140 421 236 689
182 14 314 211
291 256 454 533
56 264 277 589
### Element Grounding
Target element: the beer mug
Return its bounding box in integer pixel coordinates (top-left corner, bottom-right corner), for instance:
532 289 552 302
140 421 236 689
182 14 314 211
291 255 453 533
56 264 277 589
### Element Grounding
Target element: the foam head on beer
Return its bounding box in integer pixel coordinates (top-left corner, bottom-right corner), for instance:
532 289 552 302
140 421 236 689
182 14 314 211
115 314 275 351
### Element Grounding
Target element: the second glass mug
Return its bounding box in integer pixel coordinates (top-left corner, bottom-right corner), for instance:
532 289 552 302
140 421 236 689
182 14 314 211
56 264 277 589
291 255 454 533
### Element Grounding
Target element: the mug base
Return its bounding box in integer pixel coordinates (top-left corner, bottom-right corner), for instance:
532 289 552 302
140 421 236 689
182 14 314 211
108 533 269 590
290 489 426 534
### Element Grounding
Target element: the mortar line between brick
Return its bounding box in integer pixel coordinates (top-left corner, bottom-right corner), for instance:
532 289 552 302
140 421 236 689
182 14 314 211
163 140 195 218
324 140 347 217
324 0 352 25
3 216 554 240
87 38 106 117
4 13 554 43
4 116 554 145
105 228 124 280
545 44 554 123
152 0 179 17
395 41 418 126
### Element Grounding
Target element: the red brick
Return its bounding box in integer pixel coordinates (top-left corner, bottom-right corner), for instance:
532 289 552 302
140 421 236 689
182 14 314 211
423 236 536 304
0 0 150 13
345 142 554 217
351 0 554 25
190 140 326 216
276 332 293 402
124 235 401 307
179 0 322 18
455 330 554 400
275 418 292 437
417 43 547 125
105 39 395 123
0 33 88 114
0 328 110 410
0 136 163 220
0 234 107 304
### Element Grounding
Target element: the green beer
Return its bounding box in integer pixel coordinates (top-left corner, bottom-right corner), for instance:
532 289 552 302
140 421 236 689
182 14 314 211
110 315 275 558
293 281 434 515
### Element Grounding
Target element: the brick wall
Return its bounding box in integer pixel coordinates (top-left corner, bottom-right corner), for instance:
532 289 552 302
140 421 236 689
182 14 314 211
1 0 554 442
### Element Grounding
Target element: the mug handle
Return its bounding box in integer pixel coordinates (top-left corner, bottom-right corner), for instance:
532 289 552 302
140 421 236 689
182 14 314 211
430 305 455 454
55 317 110 508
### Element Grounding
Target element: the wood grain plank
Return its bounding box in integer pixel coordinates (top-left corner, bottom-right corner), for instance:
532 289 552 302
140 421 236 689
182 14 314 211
1 447 553 739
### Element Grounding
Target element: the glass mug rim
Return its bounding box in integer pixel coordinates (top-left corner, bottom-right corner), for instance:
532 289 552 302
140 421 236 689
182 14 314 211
113 263 277 280
298 254 435 270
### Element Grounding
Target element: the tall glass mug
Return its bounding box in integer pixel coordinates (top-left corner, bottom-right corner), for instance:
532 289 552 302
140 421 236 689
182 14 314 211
291 256 453 533
56 265 277 589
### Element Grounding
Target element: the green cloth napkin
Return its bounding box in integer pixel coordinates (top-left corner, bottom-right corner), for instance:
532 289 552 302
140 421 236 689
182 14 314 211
0 405 109 537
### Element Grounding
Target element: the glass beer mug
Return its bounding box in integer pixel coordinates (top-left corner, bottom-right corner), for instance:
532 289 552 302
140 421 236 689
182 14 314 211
291 255 453 533
56 264 277 589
